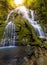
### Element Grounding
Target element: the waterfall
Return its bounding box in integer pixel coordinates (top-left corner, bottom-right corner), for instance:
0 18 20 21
30 10 34 21
1 21 17 46
30 10 45 38
1 6 46 46
6 10 14 23
6 6 46 39
14 6 46 38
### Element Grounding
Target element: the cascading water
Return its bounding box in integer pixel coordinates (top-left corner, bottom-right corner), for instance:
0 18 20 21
30 10 46 38
1 6 46 46
1 21 17 46
14 6 46 38
20 7 45 38
6 6 46 39
6 10 14 23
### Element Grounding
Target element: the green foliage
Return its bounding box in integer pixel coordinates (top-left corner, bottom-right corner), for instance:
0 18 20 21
23 0 37 9
0 0 16 21
36 0 47 21
14 15 31 44
13 15 42 45
0 21 6 41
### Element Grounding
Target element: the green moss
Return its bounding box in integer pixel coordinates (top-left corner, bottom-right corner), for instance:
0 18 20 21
0 21 6 41
13 15 42 45
13 15 31 44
